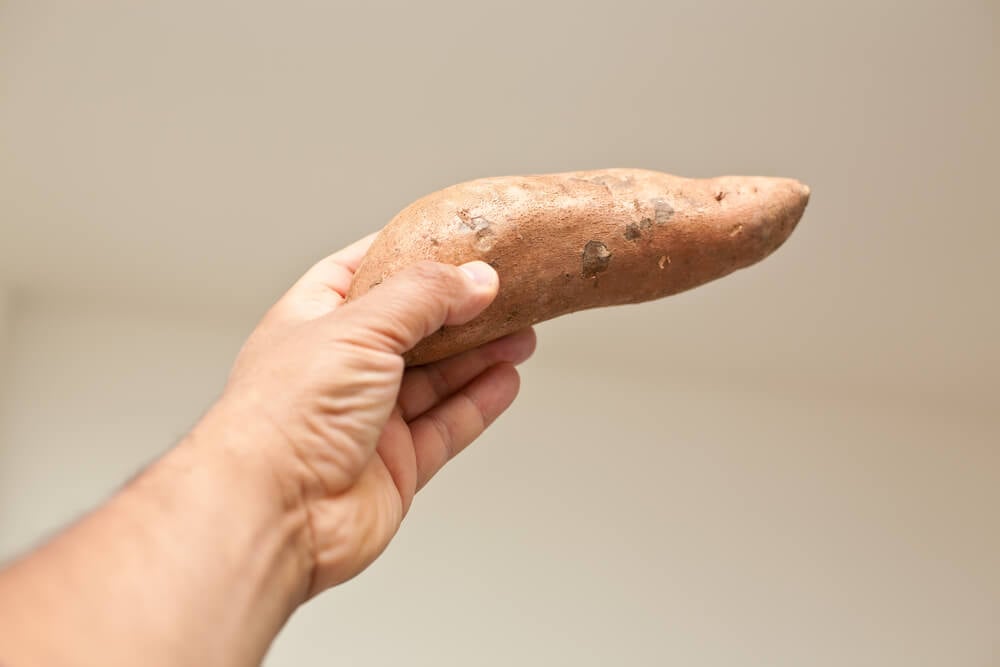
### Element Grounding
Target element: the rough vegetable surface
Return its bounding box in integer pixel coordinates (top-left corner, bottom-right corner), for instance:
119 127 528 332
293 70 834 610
347 168 810 365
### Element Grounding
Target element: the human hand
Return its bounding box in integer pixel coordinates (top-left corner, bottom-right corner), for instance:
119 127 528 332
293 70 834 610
210 234 536 597
0 233 535 667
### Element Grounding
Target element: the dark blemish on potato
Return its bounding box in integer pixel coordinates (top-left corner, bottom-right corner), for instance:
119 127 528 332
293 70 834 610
456 209 490 232
504 309 520 323
715 189 726 202
624 223 642 241
581 240 612 278
652 198 674 224
430 237 439 246
639 217 654 231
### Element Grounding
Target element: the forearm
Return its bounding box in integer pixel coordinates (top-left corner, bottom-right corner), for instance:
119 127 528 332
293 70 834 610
0 405 312 667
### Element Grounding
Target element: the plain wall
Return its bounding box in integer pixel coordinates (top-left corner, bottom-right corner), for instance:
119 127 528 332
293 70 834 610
1 1 998 666
0 289 8 384
0 295 248 553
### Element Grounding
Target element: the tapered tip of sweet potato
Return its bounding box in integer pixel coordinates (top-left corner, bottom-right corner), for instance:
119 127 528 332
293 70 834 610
779 178 810 220
701 175 810 267
785 179 811 218
782 177 810 219
768 178 810 256
754 176 810 204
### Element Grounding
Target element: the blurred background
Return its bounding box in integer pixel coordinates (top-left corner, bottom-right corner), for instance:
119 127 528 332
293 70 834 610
1 1 997 665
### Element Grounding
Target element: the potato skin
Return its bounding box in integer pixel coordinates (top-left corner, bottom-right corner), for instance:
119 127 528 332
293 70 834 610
346 168 810 365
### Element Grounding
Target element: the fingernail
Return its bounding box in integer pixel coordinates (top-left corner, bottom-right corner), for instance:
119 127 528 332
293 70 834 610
459 261 498 287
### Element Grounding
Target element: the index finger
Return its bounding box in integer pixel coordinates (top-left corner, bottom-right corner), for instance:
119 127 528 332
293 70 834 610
325 231 379 274
271 231 380 323
294 231 379 295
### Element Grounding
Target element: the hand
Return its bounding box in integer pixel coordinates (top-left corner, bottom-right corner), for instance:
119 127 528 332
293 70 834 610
214 234 536 596
0 233 536 667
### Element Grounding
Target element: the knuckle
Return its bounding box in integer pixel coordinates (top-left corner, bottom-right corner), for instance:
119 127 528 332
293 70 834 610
424 363 452 400
426 412 455 460
460 389 489 431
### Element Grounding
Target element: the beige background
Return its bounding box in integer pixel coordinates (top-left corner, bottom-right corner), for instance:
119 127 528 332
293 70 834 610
1 1 998 665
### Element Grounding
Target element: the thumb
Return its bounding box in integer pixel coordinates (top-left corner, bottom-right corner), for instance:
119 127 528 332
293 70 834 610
332 260 499 356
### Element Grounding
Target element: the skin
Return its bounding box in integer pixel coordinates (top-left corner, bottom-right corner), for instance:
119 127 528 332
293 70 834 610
347 168 810 365
0 234 535 666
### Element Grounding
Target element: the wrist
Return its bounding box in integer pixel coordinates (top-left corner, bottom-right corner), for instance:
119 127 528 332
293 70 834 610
176 397 317 596
132 399 318 658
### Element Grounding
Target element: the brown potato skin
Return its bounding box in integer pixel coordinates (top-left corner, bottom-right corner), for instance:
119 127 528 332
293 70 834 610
346 168 810 365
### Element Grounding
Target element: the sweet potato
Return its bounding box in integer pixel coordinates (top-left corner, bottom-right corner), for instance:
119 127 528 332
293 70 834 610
347 168 810 365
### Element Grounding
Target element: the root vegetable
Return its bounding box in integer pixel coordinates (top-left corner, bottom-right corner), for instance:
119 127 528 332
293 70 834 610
346 168 810 365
